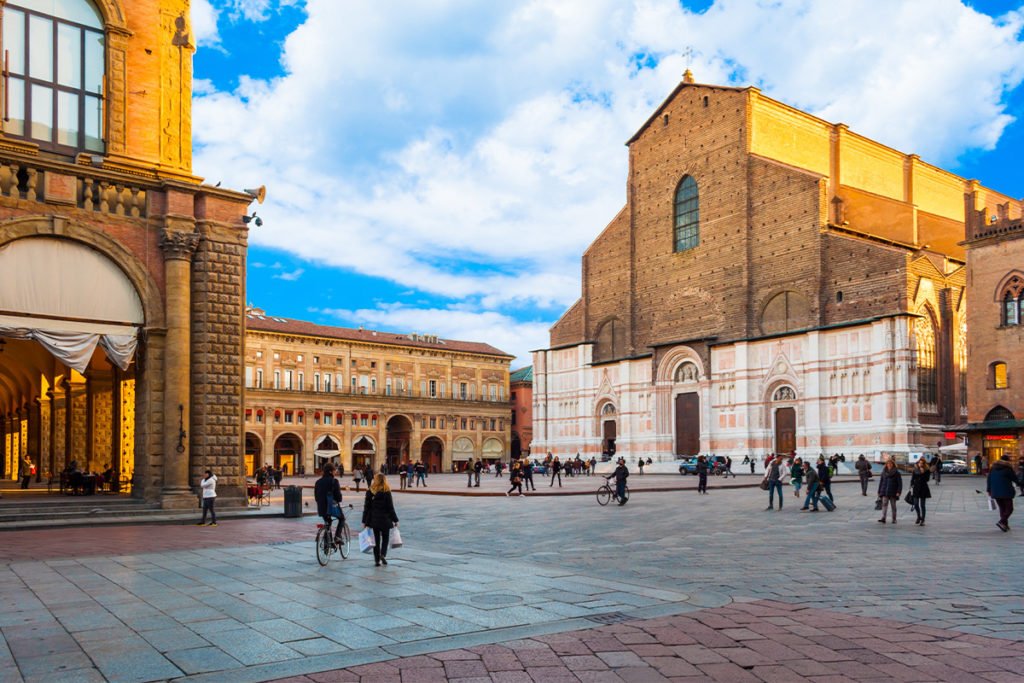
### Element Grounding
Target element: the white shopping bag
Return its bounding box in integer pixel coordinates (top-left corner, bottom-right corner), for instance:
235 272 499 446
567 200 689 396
358 528 374 554
988 497 997 512
389 527 403 550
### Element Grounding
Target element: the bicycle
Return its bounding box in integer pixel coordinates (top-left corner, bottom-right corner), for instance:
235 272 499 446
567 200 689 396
596 481 630 506
315 504 353 566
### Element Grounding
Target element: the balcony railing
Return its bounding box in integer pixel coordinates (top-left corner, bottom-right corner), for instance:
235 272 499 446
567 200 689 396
246 384 509 404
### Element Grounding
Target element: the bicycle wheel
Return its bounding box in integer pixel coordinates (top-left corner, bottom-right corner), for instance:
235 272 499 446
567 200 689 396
315 526 333 566
337 523 351 559
620 486 630 504
596 485 611 506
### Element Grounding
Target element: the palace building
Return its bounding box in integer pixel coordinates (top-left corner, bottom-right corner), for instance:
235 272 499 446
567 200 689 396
532 71 1021 465
510 366 533 459
243 308 513 476
960 205 1024 467
0 0 255 507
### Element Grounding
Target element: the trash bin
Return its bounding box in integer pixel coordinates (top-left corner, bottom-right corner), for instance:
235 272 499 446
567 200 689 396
283 485 303 518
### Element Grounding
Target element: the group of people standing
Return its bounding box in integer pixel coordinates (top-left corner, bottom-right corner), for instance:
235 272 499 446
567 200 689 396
396 462 429 490
760 453 835 511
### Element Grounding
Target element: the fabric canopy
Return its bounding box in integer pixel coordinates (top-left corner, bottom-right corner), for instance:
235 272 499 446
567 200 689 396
0 238 144 372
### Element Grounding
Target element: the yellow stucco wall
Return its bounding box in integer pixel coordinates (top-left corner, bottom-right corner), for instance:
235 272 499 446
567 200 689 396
749 97 830 177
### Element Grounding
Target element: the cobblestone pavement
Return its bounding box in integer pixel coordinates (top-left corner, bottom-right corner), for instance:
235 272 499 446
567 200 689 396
0 477 1019 682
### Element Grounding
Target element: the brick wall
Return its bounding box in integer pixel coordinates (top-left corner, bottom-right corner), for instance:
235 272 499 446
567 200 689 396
821 233 907 323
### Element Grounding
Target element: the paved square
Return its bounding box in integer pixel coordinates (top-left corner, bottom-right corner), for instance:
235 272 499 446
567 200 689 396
1 477 1021 682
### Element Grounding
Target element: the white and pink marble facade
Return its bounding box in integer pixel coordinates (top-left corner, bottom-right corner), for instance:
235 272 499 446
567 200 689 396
533 317 944 463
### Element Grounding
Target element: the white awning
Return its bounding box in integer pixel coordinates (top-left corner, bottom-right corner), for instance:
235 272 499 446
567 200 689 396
0 238 143 372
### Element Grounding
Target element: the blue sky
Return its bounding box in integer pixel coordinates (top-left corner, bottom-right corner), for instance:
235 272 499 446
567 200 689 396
191 0 1024 365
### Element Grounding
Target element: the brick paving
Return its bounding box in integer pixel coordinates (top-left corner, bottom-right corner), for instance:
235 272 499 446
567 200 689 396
269 600 1024 683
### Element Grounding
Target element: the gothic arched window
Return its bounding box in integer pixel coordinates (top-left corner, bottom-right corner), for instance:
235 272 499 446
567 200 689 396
673 176 699 252
2 0 105 154
1000 274 1024 326
915 314 938 414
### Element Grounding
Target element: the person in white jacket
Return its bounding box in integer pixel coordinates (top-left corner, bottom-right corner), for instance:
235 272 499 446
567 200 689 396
197 470 217 526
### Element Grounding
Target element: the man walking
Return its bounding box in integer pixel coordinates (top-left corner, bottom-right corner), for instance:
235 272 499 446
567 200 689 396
855 454 872 496
550 456 562 487
988 455 1020 532
800 461 820 511
607 458 629 505
466 458 474 488
415 461 427 487
473 458 482 487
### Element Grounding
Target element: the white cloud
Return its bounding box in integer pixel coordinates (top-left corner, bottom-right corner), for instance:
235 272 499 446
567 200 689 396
273 268 304 281
191 0 220 47
194 0 1024 343
314 304 550 365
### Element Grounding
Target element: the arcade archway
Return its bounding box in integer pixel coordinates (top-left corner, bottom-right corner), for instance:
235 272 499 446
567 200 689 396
273 433 302 476
244 433 263 477
352 436 375 472
386 415 412 473
0 236 143 495
314 434 341 473
421 436 443 473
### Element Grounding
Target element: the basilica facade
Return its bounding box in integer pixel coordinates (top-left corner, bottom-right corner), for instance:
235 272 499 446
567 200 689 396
532 72 1021 466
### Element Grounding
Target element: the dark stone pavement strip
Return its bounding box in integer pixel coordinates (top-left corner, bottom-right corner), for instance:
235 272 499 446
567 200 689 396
266 600 1024 683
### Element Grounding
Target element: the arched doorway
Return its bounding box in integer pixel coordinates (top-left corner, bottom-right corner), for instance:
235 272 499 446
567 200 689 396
0 237 144 496
352 436 375 472
244 433 262 477
421 436 443 473
386 415 412 473
273 434 302 475
772 385 797 455
314 434 341 473
599 403 618 461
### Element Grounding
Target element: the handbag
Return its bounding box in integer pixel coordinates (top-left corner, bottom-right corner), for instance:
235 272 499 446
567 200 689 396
328 502 342 519
904 492 915 506
759 479 770 491
358 528 374 554
874 497 883 511
389 527 403 549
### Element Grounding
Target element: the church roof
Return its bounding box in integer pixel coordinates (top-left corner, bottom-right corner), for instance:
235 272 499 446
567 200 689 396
245 313 513 359
510 366 533 383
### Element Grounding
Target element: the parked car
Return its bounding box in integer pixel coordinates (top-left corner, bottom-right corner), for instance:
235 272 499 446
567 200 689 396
942 459 968 474
678 456 728 476
677 457 699 475
531 461 548 476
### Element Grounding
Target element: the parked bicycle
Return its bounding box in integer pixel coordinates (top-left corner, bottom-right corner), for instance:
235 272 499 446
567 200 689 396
596 481 629 506
315 504 354 566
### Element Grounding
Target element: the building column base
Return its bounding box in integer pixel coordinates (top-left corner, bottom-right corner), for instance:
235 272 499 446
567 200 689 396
161 486 198 510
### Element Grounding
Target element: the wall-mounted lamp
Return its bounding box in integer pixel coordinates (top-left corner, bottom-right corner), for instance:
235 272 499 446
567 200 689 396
242 212 263 227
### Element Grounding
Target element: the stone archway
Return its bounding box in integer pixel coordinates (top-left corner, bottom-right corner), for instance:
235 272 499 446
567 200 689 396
273 433 302 476
421 436 443 473
352 436 376 472
314 434 341 473
244 433 262 477
386 415 412 473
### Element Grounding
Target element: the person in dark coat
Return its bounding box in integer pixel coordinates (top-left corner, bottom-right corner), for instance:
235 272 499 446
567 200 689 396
549 456 562 487
696 456 708 494
855 454 872 496
362 474 399 566
313 463 345 542
910 458 931 526
607 458 629 505
987 455 1020 532
817 456 833 501
877 459 903 524
522 459 536 491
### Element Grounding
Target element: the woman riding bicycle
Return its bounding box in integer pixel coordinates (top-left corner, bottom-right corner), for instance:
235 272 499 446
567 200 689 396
314 463 345 543
606 458 629 505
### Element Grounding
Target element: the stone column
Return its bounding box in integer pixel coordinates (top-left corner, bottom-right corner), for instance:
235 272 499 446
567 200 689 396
47 389 56 477
303 407 314 475
262 406 273 470
63 378 73 470
30 398 42 481
377 416 388 473
85 375 95 471
110 368 122 490
160 228 200 508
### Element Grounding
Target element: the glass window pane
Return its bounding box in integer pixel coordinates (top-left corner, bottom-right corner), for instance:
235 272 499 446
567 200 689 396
6 77 26 136
57 23 80 87
14 0 103 29
4 8 26 75
29 15 53 81
83 30 102 93
30 84 52 141
56 89 77 145
83 94 101 149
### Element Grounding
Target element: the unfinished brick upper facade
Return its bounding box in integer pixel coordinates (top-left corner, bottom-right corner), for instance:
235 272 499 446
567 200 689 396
534 75 1021 465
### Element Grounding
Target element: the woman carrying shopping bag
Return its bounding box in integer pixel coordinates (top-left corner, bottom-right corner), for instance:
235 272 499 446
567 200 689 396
362 473 399 566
